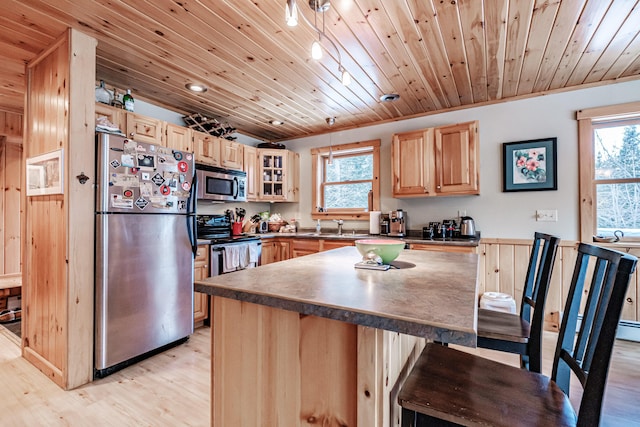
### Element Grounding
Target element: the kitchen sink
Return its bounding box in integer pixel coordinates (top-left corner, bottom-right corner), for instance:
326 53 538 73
301 232 371 238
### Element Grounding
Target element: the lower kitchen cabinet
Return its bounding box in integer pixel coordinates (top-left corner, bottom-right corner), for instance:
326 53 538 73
291 239 320 258
409 243 477 254
194 245 209 325
261 239 290 265
321 240 355 251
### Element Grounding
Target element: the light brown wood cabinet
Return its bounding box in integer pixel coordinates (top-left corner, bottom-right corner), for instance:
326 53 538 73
291 239 320 258
220 139 243 170
260 239 290 265
95 103 126 131
166 123 192 152
392 120 479 197
258 149 299 202
193 131 222 166
126 112 165 145
409 243 477 254
243 145 259 201
321 240 355 251
194 245 209 325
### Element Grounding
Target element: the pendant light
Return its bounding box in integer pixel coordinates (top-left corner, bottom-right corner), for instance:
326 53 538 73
285 0 298 26
326 117 336 165
285 0 352 86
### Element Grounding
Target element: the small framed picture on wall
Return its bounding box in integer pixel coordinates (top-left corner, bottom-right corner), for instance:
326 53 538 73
503 137 557 192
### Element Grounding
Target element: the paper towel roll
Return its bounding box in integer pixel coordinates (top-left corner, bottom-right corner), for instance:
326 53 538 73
369 211 381 234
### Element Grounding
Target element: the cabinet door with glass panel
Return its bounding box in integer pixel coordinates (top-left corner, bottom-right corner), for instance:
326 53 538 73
259 149 288 201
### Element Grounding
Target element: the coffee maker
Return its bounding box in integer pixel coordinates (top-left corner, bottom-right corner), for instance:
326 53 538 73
388 209 406 237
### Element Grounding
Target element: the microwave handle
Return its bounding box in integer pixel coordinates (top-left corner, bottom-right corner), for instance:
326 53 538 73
233 176 239 199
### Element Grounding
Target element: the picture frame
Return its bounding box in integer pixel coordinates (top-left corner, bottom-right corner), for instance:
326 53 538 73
502 138 557 192
26 149 64 196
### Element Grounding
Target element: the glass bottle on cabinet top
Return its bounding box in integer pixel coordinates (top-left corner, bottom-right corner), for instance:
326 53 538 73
260 150 285 199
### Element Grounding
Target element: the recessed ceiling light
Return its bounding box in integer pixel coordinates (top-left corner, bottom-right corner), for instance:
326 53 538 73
185 83 207 93
269 120 285 125
380 93 400 102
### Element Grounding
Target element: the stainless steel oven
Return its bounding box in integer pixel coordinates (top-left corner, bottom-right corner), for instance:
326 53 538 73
195 164 247 202
197 214 262 277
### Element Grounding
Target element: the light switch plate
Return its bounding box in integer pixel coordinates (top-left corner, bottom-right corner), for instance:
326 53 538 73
536 209 558 222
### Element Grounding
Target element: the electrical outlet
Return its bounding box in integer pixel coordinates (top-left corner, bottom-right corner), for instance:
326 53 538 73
536 209 558 222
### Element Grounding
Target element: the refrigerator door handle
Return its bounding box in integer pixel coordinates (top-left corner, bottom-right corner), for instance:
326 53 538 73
188 172 198 215
187 215 197 257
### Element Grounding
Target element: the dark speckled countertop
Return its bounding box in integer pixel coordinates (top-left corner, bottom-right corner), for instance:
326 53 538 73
195 246 479 347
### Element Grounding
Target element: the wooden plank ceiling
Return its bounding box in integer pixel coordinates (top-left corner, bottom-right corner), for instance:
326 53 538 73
1 0 640 141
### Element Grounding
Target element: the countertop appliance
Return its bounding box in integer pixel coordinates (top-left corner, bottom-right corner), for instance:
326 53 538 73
94 132 197 378
195 163 247 202
460 216 476 238
388 209 406 237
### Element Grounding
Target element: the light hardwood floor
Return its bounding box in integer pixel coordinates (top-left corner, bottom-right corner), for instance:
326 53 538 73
0 326 210 426
0 325 638 426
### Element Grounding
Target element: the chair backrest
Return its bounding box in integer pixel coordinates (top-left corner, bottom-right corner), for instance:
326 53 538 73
521 232 560 371
550 243 637 426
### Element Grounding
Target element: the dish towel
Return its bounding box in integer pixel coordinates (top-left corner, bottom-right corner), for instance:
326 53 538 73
223 245 241 273
238 244 250 269
248 242 260 265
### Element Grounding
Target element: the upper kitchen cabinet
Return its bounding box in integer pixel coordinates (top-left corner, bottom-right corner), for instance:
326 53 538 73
166 123 193 153
193 131 221 166
392 120 479 197
258 149 299 202
126 112 165 146
243 145 258 201
95 103 126 132
220 139 244 170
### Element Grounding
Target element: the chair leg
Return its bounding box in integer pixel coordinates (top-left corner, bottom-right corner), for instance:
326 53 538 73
520 353 530 370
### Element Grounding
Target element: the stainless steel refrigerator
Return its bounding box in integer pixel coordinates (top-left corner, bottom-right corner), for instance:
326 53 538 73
94 132 197 377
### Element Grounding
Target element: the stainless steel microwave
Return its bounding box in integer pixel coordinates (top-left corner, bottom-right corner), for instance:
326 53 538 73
195 165 247 202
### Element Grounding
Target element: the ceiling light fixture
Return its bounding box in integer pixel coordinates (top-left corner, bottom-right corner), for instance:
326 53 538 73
285 0 352 86
185 83 207 93
326 116 336 165
269 120 285 125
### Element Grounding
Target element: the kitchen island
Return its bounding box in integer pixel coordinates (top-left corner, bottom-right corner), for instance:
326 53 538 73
195 246 479 426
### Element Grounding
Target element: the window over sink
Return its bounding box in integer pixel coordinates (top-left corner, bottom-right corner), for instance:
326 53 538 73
311 139 380 220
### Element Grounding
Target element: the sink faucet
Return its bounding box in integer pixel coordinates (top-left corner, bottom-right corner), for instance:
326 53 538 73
333 219 344 235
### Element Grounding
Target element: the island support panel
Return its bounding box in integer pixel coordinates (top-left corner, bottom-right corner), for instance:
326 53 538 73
210 296 424 426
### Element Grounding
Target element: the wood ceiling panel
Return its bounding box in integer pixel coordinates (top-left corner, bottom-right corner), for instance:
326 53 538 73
516 0 559 96
0 0 638 141
566 1 638 87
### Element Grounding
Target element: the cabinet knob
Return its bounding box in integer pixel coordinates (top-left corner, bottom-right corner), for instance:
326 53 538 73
436 185 441 189
627 297 634 303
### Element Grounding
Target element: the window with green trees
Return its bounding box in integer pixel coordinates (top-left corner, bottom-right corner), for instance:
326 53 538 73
311 139 380 220
594 120 640 237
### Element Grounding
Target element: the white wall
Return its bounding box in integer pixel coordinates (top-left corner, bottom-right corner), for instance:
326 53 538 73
272 79 640 240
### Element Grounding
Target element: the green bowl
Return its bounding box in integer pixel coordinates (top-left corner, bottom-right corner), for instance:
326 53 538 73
355 239 405 264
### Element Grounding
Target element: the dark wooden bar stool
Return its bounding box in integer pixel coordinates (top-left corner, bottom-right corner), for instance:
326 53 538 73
477 232 560 372
398 243 637 427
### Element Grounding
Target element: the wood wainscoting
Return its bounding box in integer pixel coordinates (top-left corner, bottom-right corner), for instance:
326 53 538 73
478 238 640 332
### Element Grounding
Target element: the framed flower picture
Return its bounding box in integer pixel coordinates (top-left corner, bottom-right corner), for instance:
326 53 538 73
502 138 557 192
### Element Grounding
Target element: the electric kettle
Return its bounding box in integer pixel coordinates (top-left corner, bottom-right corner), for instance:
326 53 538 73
460 216 476 238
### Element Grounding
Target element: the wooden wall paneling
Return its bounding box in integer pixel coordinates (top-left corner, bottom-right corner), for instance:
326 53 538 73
512 244 531 315
0 140 5 274
477 243 486 296
66 29 97 388
0 112 23 137
3 141 22 274
23 28 96 390
24 31 69 387
483 243 500 294
357 326 383 426
497 243 515 298
300 314 357 426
